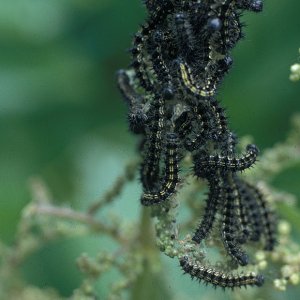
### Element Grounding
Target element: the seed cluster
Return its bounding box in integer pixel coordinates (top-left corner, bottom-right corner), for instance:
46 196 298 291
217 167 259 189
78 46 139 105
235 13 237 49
118 0 276 289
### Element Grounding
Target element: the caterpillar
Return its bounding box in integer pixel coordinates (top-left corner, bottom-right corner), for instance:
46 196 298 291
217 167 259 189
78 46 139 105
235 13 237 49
148 30 175 99
180 256 264 289
141 132 180 206
237 179 264 242
140 95 165 189
192 177 223 243
221 181 249 266
131 0 174 92
226 174 251 245
246 183 277 251
194 144 259 174
131 31 153 92
117 70 148 134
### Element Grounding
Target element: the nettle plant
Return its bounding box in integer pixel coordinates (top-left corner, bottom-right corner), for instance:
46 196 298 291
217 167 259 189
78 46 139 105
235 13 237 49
1 2 300 300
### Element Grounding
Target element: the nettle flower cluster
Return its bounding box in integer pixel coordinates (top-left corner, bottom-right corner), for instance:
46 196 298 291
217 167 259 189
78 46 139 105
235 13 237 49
118 0 276 289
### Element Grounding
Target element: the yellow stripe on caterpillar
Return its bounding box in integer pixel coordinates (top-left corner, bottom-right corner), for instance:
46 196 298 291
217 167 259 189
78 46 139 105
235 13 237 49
179 63 215 97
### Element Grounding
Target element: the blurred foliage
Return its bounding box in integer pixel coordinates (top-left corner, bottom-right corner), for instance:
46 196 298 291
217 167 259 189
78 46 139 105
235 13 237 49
0 0 300 299
290 49 300 81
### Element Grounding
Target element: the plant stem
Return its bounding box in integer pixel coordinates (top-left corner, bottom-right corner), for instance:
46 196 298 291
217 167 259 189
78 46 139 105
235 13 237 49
130 207 172 300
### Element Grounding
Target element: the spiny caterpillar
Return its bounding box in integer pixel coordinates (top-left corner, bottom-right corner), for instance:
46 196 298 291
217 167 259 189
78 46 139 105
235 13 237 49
193 144 259 174
141 133 180 206
140 95 165 189
221 183 249 266
118 0 275 289
180 256 264 289
192 176 223 243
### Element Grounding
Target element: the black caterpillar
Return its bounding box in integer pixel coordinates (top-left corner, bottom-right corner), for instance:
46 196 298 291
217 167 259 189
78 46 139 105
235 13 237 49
180 256 264 289
118 0 276 289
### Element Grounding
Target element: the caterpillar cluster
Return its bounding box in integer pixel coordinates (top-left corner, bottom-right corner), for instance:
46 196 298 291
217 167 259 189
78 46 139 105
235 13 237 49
118 0 276 289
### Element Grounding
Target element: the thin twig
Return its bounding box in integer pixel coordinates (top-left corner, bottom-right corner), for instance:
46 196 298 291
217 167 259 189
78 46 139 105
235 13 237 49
31 203 127 243
88 159 140 215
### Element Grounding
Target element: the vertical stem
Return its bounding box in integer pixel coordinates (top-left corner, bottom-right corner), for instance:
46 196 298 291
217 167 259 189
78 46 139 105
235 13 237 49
130 207 172 300
139 207 157 251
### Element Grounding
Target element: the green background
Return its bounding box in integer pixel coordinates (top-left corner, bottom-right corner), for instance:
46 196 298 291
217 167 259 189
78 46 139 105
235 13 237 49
0 0 300 299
